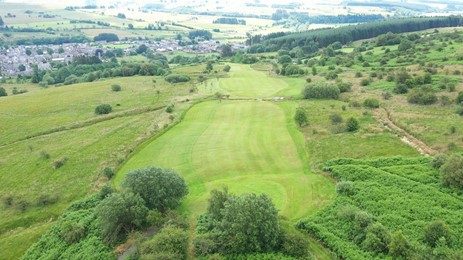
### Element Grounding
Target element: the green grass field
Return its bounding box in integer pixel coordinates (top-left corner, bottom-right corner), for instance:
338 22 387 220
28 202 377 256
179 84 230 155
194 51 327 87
0 76 193 145
115 100 335 220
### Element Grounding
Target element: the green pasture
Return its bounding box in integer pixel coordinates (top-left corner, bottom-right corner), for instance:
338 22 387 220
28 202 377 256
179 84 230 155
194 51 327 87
0 109 177 260
299 100 419 165
0 76 192 145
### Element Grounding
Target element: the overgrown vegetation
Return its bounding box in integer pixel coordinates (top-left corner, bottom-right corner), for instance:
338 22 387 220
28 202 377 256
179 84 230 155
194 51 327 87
297 156 463 259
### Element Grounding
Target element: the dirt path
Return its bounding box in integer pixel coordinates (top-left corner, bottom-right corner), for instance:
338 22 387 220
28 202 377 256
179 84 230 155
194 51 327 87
374 108 438 156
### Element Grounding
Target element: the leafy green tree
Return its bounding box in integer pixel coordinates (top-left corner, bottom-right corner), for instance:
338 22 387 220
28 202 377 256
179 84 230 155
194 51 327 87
0 87 7 97
95 104 112 115
440 154 463 189
0 16 4 26
96 191 148 243
281 232 310 258
398 39 413 52
122 167 188 212
294 108 309 127
431 154 448 169
140 226 188 259
223 64 231 72
361 223 390 254
389 230 411 258
136 44 148 54
18 64 26 71
346 117 359 132
217 193 281 254
206 187 232 222
278 55 292 64
220 44 233 57
302 83 340 100
425 221 452 248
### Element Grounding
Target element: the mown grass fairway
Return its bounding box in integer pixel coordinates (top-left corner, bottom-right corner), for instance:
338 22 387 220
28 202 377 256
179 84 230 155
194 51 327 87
116 100 334 220
218 64 303 98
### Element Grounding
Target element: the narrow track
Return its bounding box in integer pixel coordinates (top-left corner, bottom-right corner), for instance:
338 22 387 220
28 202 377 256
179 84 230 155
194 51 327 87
374 108 438 156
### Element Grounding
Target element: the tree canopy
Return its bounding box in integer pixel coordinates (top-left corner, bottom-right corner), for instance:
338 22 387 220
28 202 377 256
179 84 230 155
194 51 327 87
96 191 148 243
121 167 188 212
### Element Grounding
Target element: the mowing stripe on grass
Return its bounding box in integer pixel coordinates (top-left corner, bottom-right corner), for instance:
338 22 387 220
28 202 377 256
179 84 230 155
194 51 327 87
115 100 333 220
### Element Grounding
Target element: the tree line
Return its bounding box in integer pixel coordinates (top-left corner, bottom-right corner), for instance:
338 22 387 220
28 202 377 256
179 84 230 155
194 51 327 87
213 17 246 25
249 16 463 54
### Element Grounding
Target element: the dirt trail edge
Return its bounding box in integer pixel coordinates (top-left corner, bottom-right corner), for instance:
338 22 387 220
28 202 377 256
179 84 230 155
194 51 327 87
374 108 438 156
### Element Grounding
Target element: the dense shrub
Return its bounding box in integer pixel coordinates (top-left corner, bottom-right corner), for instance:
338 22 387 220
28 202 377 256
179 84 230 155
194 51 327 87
360 78 371 86
281 232 310 258
165 74 191 83
302 83 340 99
0 87 7 97
95 104 112 115
330 113 343 124
346 117 360 132
363 98 380 108
111 84 121 92
140 226 188 259
223 65 231 72
440 154 463 189
425 221 452 247
431 154 448 169
103 167 115 179
407 88 437 105
336 181 355 196
294 108 308 127
337 82 352 93
388 230 411 258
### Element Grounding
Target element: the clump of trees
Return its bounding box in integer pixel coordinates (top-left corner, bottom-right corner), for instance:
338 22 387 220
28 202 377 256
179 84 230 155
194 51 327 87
302 83 340 99
440 154 463 189
94 33 119 42
165 74 191 83
407 87 437 105
188 30 212 40
195 188 310 258
213 17 246 25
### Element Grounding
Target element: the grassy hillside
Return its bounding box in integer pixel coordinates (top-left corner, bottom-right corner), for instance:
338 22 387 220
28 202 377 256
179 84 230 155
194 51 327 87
0 77 197 259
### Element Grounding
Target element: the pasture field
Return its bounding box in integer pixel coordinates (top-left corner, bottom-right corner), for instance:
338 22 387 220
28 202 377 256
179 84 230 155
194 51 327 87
299 100 419 164
0 76 193 145
0 76 199 259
